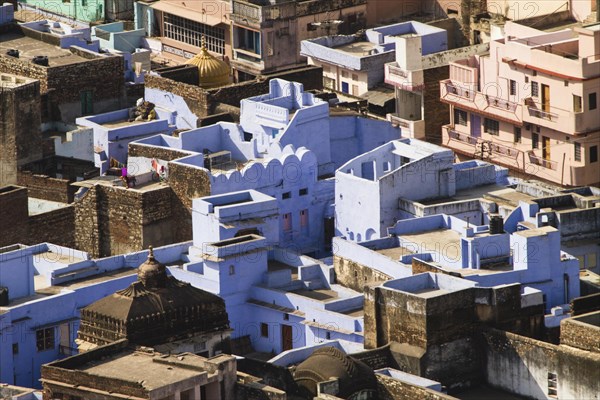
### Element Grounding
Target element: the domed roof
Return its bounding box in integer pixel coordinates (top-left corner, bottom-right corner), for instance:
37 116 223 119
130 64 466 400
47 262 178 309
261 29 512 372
186 36 230 88
294 346 378 398
77 247 230 347
137 246 166 288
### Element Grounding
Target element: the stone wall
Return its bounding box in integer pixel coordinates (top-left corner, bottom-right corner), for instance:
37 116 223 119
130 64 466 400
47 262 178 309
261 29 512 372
17 171 76 203
73 182 182 258
482 328 600 400
333 256 392 293
28 206 75 248
560 312 600 353
376 374 457 400
0 78 42 186
0 186 29 247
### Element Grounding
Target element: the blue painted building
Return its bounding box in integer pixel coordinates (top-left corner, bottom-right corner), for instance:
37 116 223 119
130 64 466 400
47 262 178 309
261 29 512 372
334 213 580 312
301 21 447 96
0 242 190 388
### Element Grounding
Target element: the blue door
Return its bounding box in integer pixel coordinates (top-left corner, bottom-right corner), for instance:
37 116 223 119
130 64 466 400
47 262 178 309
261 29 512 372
341 82 349 94
471 114 481 137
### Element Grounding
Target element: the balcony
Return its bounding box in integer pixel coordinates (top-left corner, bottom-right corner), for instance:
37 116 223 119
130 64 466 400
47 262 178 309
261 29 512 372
384 62 424 91
523 98 596 134
389 114 425 139
528 152 558 171
440 80 523 125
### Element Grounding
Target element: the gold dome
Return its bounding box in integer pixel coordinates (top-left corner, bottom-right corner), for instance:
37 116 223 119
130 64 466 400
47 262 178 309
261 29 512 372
186 36 230 88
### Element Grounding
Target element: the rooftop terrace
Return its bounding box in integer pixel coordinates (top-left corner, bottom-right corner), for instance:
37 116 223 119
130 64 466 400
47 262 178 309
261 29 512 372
0 32 87 66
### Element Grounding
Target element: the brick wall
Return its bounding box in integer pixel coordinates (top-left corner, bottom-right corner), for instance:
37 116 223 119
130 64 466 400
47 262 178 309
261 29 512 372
0 186 28 247
17 171 76 203
423 66 450 145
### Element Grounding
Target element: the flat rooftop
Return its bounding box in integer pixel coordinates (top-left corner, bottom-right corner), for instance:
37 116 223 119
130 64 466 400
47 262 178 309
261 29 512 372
36 268 137 295
291 288 339 302
76 351 218 390
0 32 87 67
376 246 414 260
28 198 69 216
334 41 378 55
417 184 534 207
72 176 169 193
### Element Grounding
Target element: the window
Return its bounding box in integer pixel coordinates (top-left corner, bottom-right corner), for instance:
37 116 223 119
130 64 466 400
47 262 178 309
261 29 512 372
237 28 261 55
352 84 359 96
12 343 18 355
573 95 582 112
307 22 317 31
547 372 557 398
589 93 597 110
283 313 289 320
484 118 499 135
454 108 467 126
261 323 269 338
325 332 331 340
282 191 291 200
323 77 335 90
81 0 87 5
341 70 348 78
574 142 581 161
299 188 308 196
228 265 235 275
351 73 358 81
300 209 308 228
283 213 292 232
163 14 225 54
80 90 93 115
447 8 458 15
591 145 598 163
510 80 517 95
532 133 539 149
36 327 55 352
514 127 522 143
531 81 539 97
322 65 330 73
564 80 569 87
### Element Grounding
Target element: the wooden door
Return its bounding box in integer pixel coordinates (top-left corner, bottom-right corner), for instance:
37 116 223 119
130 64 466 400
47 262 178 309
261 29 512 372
541 84 550 113
281 324 293 351
543 136 551 160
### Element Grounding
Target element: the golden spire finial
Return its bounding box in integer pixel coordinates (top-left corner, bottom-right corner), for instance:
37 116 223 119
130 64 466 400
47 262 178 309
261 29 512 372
148 245 154 259
201 35 207 51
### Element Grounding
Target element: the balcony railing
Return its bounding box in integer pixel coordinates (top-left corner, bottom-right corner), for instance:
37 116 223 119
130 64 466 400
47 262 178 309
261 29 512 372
528 152 558 170
440 80 522 124
448 129 478 146
388 64 408 78
389 114 425 139
489 141 519 158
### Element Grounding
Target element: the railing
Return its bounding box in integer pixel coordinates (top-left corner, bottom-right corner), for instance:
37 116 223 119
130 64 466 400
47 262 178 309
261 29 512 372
489 141 519 158
231 0 263 23
388 64 408 78
528 152 558 170
440 80 523 124
389 114 425 139
448 129 478 146
526 105 559 122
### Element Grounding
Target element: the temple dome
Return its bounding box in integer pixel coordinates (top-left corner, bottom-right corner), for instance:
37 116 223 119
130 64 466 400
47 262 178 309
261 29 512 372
294 346 378 398
186 36 230 88
137 246 166 288
76 247 230 350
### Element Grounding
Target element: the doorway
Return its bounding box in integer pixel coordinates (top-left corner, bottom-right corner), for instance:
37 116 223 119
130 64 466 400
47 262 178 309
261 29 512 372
543 136 551 160
281 324 293 351
471 114 481 137
541 84 550 113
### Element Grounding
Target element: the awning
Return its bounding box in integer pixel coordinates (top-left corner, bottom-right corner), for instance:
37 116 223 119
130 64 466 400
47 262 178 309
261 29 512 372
362 85 395 107
151 1 227 26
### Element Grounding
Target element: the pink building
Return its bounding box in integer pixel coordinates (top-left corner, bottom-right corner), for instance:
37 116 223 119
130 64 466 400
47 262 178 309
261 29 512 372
440 21 600 187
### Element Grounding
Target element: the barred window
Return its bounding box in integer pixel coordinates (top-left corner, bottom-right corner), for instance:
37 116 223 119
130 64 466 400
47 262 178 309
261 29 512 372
532 133 539 149
484 118 499 135
514 127 521 143
574 142 581 161
531 81 539 97
36 328 55 352
163 14 225 55
454 108 467 126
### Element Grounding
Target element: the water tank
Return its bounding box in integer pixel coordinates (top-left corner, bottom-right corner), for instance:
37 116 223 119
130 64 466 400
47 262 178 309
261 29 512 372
32 56 49 66
489 215 504 235
0 287 8 306
6 49 19 58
